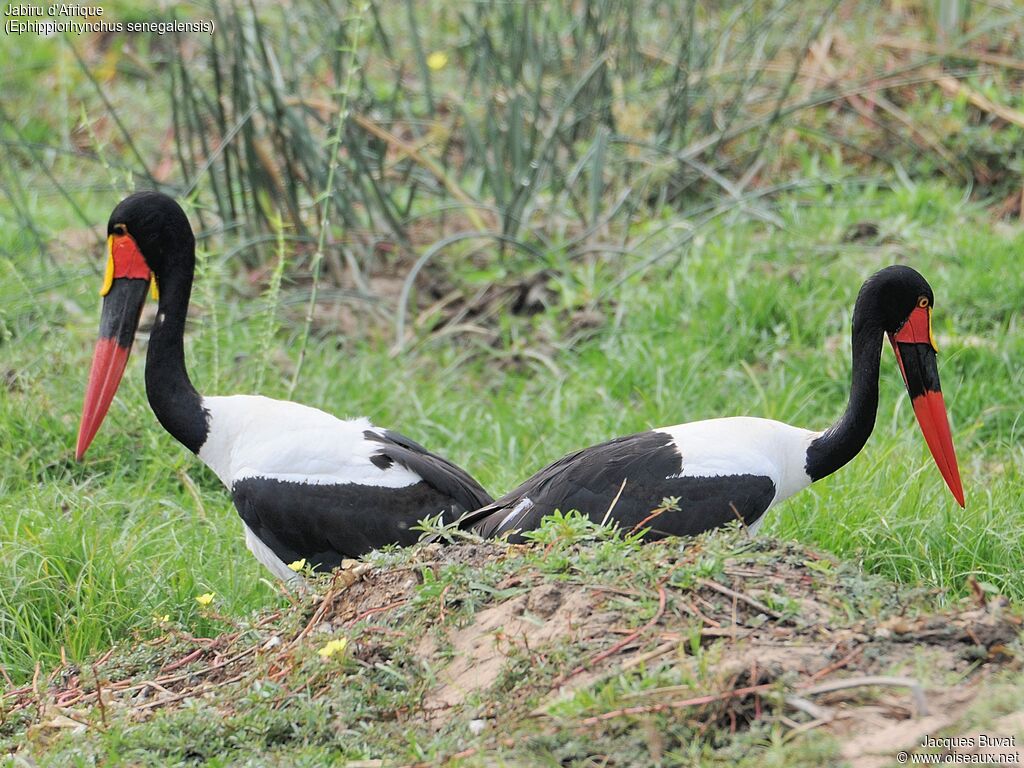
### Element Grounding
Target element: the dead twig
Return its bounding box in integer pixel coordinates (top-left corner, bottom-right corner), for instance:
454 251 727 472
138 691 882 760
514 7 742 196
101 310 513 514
876 36 1024 72
437 584 451 622
621 641 677 671
345 598 411 625
629 503 671 535
45 646 260 711
91 664 107 730
601 478 628 528
552 585 667 688
697 578 787 622
134 672 248 712
290 563 373 646
784 695 834 721
782 713 840 740
798 675 928 717
576 682 775 726
676 599 723 628
931 70 1024 129
806 646 863 682
161 648 204 672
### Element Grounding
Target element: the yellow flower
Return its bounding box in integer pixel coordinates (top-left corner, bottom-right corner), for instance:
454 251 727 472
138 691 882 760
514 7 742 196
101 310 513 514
426 51 448 71
153 614 170 624
288 558 307 572
317 638 349 659
195 592 215 607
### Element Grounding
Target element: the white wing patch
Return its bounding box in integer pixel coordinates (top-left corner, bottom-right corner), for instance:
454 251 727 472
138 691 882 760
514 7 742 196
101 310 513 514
198 395 421 490
495 497 535 533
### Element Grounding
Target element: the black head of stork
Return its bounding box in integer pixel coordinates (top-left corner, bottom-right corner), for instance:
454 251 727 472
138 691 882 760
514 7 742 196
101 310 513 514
464 264 963 544
76 191 493 580
77 192 199 459
879 266 964 507
807 264 964 507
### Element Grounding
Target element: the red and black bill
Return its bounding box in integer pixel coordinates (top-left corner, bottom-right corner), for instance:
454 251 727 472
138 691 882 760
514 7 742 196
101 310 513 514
888 304 965 507
75 234 153 460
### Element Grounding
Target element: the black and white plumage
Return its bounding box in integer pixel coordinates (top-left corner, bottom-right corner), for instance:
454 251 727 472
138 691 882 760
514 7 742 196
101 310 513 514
77 192 492 581
467 419 808 541
200 401 492 580
465 265 964 542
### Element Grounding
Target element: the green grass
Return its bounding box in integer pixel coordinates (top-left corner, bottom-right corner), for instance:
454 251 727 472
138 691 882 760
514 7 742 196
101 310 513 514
2 3 1024 761
1 179 1022 687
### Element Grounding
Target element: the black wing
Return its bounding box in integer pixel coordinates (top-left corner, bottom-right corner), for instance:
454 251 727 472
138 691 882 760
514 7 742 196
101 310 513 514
233 475 473 570
462 430 775 541
232 431 492 571
362 430 493 512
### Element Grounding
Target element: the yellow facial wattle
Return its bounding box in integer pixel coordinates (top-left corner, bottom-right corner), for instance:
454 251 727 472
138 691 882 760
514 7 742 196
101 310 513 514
100 235 116 296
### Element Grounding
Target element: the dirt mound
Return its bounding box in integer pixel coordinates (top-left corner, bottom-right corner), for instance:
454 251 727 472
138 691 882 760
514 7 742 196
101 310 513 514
4 533 1022 764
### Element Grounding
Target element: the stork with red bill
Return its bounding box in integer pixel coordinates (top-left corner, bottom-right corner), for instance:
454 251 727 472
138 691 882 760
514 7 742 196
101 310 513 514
465 265 964 541
77 191 493 581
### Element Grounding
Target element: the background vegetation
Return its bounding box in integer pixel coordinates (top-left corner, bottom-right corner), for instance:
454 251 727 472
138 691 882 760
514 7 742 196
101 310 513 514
1 0 1022 761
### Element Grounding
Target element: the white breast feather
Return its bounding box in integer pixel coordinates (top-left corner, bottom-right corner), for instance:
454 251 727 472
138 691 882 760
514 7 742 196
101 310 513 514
197 395 422 490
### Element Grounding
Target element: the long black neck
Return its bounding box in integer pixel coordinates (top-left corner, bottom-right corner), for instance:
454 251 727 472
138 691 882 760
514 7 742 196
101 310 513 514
805 319 883 482
145 264 208 454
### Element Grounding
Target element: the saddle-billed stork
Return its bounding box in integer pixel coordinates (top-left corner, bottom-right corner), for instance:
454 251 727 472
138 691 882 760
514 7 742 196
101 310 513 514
464 265 964 541
76 191 492 581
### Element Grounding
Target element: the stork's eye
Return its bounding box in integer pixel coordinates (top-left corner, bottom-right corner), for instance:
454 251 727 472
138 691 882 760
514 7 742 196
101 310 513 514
917 296 929 308
112 223 127 236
